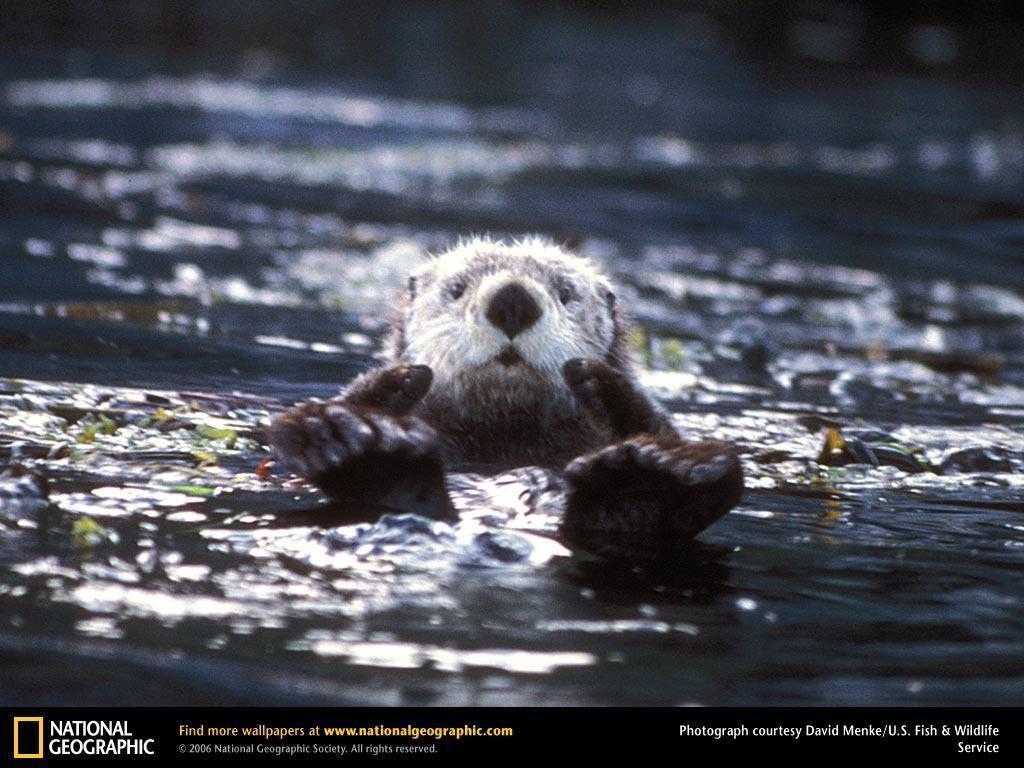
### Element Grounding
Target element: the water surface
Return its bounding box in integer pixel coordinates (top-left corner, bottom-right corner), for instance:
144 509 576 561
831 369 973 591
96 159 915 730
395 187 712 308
1 9 1023 706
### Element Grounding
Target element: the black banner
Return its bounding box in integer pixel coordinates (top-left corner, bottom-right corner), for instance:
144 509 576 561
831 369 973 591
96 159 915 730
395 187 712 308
1 708 1018 763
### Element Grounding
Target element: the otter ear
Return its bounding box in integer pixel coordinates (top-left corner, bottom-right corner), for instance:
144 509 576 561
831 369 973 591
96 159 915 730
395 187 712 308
408 275 418 298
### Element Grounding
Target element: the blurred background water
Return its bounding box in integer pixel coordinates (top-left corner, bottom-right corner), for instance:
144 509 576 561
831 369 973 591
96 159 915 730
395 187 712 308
0 1 1022 706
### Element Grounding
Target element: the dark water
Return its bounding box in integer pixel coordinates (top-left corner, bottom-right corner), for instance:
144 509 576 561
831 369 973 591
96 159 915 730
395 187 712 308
1 6 1023 706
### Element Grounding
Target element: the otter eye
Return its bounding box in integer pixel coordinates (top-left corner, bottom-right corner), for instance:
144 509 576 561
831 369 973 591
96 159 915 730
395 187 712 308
447 280 466 301
558 285 574 305
605 290 616 309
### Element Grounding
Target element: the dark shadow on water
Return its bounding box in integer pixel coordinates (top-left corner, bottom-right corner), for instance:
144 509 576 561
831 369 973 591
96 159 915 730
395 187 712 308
267 499 445 528
564 539 733 604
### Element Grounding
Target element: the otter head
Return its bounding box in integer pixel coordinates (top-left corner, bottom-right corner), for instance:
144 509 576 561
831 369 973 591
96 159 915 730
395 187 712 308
389 237 628 416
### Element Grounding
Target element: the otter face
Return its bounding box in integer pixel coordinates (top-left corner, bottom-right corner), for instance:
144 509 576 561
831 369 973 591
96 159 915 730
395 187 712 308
395 238 621 410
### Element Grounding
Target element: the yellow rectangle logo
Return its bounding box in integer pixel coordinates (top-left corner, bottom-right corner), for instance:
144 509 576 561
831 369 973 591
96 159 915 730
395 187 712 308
13 717 44 759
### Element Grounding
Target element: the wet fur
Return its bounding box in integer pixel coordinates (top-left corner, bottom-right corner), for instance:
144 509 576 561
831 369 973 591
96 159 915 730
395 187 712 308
269 236 743 549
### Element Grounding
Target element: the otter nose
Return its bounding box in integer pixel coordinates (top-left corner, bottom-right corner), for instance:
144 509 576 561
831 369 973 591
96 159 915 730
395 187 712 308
486 282 542 339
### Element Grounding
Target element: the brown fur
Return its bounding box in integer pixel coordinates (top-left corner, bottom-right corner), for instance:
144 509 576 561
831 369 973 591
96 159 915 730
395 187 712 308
369 237 667 467
269 236 743 544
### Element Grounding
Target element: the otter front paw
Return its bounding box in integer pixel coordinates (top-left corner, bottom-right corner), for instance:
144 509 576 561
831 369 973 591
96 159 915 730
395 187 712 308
268 401 453 520
562 437 743 550
344 363 433 414
563 358 672 438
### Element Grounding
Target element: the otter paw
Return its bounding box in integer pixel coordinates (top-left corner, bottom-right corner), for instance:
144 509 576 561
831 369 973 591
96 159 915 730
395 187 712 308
563 357 628 413
562 436 743 548
345 363 433 414
563 358 667 438
268 401 453 520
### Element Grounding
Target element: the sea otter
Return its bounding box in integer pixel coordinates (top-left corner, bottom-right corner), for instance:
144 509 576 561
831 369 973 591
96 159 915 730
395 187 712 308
269 237 742 551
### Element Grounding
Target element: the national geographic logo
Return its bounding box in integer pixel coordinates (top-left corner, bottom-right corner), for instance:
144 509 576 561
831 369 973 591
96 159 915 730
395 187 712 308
12 717 43 759
11 717 155 759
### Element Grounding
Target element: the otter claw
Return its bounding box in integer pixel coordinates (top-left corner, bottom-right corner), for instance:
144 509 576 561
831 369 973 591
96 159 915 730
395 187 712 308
343 363 433 414
563 357 673 438
562 436 743 548
268 400 453 520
